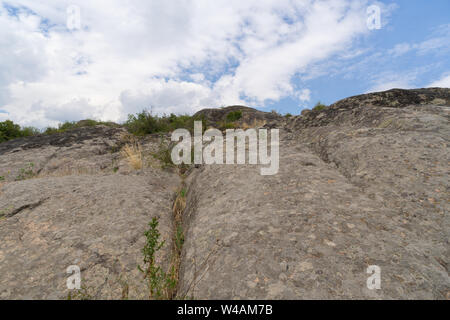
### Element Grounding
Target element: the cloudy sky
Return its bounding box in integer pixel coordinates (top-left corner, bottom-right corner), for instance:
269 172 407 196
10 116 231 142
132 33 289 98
0 0 449 128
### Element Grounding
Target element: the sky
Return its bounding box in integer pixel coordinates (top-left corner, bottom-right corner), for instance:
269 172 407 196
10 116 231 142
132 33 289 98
0 0 449 128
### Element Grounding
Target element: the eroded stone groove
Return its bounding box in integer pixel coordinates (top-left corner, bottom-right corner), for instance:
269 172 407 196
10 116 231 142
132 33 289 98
4 198 48 218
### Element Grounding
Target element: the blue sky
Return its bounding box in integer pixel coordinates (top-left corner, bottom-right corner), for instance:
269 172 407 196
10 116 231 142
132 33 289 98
0 0 449 127
279 0 450 112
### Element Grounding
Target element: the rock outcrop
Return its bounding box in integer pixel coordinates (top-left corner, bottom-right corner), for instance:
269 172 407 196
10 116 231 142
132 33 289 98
0 88 449 299
0 128 180 299
194 105 283 128
179 88 449 299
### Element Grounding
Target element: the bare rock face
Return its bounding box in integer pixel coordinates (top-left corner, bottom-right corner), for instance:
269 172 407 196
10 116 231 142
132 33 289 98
0 127 180 299
0 126 126 182
0 88 448 300
178 88 449 299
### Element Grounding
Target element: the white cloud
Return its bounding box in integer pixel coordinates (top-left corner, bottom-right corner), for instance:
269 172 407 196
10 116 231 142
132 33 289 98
428 73 450 88
389 43 412 57
387 23 450 58
296 88 311 102
1 0 371 127
366 71 417 93
367 80 413 93
119 79 216 115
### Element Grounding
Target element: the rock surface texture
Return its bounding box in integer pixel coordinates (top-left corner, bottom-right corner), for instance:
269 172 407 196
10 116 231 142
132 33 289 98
0 128 180 299
0 88 449 299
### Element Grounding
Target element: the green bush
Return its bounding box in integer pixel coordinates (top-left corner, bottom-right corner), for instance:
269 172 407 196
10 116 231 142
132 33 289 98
124 111 158 136
43 127 60 135
124 110 207 136
44 119 112 135
226 111 242 122
0 120 40 143
312 102 327 112
152 139 175 169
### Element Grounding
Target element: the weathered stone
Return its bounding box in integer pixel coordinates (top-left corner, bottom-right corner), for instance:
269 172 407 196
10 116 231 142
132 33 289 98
0 128 180 299
0 88 449 300
178 88 449 299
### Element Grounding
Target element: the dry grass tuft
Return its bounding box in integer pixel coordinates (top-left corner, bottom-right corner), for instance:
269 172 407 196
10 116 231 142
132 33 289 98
121 142 143 170
167 186 187 299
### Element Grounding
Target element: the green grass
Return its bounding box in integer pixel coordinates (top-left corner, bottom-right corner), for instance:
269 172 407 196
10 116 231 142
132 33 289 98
15 163 36 181
66 286 94 300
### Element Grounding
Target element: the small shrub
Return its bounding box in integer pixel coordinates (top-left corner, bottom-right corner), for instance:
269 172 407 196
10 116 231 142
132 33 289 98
152 139 175 169
44 119 112 135
312 102 327 112
43 127 60 135
21 127 40 136
284 113 292 118
0 120 21 142
124 110 206 136
271 110 281 116
301 109 311 116
138 217 177 299
121 142 143 170
0 120 39 143
58 121 77 131
226 111 242 122
124 111 158 136
16 163 36 181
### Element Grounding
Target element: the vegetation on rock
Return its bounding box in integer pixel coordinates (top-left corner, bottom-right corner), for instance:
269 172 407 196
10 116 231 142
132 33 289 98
124 110 207 136
0 120 39 143
138 217 177 299
312 101 328 112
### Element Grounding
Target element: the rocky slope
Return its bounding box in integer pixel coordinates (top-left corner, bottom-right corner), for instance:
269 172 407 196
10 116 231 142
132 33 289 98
0 88 449 299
